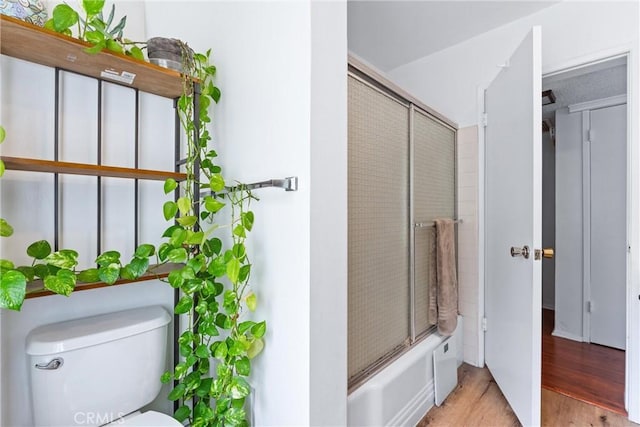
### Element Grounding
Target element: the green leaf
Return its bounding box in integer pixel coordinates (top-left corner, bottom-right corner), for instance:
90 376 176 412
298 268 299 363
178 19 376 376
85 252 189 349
45 250 78 269
0 218 13 237
208 257 226 278
232 243 246 260
233 224 246 238
0 270 26 310
163 201 178 221
0 126 5 143
238 321 256 334
209 174 225 192
160 371 172 384
162 225 182 238
204 196 225 213
109 15 126 37
241 211 255 232
0 259 14 270
247 338 264 359
186 254 205 273
77 268 99 283
82 0 105 15
169 228 187 247
195 344 209 358
168 248 188 264
0 159 4 177
175 295 193 314
33 264 50 279
164 178 178 194
177 197 191 215
239 264 251 283
223 290 238 314
214 313 230 329
84 30 104 44
176 215 197 227
105 39 124 54
174 405 191 423
236 357 251 376
202 238 222 257
168 383 186 401
128 46 145 61
95 250 120 267
134 244 155 258
213 340 227 359
251 321 267 339
167 270 184 289
15 266 35 282
27 240 52 260
52 4 79 32
84 41 105 55
229 377 251 399
158 243 171 262
212 86 221 103
196 377 213 398
185 231 204 246
43 269 76 296
226 258 240 284
119 266 136 280
98 263 120 285
245 292 257 312
125 257 149 278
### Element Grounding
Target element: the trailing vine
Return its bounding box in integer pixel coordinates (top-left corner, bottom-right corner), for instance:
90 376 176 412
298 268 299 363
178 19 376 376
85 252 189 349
0 3 265 426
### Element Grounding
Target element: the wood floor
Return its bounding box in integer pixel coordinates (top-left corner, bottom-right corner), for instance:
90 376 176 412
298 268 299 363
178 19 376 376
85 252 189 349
542 308 626 414
418 364 636 427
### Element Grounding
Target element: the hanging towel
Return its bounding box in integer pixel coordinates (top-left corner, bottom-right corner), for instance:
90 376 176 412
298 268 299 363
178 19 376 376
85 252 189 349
434 218 458 336
427 226 438 326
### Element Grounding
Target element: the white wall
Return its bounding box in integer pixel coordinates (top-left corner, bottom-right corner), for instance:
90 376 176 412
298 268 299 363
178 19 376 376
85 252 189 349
456 126 481 367
310 1 348 426
542 131 555 310
145 1 348 425
388 1 639 128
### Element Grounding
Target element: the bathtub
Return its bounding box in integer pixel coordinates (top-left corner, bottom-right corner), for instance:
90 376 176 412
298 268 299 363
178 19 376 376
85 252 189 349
347 316 463 426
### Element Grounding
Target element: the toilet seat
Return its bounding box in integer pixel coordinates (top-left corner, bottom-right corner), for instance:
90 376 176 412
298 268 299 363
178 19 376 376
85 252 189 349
106 410 183 426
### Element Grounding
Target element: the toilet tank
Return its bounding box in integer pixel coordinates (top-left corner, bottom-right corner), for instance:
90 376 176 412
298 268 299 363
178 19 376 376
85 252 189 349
26 305 172 427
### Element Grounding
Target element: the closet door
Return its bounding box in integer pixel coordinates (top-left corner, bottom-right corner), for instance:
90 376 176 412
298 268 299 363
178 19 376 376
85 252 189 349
589 103 627 350
348 76 410 383
412 110 456 336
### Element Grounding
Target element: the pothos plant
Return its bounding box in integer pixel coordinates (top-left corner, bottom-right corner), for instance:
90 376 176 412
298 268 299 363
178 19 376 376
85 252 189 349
0 4 264 427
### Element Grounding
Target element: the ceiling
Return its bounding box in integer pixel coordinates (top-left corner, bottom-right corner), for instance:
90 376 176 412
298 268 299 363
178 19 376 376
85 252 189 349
542 58 627 123
348 1 559 72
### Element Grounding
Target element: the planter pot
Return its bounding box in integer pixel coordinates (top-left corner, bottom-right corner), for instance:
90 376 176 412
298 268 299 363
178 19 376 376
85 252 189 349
0 0 47 26
147 37 192 73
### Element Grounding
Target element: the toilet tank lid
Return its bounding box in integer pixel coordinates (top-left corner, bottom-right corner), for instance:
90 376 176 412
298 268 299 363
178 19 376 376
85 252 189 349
26 305 171 356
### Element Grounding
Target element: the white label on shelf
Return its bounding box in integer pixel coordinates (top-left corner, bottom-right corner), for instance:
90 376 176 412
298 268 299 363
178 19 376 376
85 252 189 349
100 69 136 85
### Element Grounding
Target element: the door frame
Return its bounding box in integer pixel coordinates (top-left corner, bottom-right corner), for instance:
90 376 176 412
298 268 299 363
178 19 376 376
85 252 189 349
479 41 640 421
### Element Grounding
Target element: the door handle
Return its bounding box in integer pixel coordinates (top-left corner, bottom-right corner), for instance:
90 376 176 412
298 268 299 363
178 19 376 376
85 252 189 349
510 245 530 259
535 248 554 260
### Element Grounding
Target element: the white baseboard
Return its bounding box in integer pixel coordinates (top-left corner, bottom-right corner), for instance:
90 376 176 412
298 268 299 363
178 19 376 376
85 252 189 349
552 328 584 342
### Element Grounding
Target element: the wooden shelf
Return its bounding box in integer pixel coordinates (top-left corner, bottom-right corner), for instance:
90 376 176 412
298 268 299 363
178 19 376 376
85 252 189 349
25 263 180 298
2 156 186 181
0 15 184 99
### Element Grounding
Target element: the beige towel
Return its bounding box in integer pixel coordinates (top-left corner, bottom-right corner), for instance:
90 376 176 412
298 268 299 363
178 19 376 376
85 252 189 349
427 226 438 326
433 219 459 336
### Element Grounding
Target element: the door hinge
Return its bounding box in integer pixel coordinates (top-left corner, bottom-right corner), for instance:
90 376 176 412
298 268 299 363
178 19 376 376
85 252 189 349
482 113 488 128
482 317 488 332
587 301 592 313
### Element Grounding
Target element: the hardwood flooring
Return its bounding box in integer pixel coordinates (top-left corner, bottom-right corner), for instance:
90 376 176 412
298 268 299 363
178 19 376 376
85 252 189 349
418 364 636 427
542 308 626 415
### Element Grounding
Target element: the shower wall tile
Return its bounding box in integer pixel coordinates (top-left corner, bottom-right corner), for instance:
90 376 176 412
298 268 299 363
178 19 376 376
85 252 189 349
456 125 481 367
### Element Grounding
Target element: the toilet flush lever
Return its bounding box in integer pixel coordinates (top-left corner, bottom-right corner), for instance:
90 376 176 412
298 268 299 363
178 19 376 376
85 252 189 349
35 357 63 370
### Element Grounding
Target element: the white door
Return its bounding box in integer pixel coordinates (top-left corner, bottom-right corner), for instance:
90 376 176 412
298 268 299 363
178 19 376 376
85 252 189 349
485 27 542 427
590 103 627 350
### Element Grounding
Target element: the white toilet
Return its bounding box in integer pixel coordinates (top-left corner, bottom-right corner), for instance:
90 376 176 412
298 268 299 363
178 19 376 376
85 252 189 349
26 305 182 427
